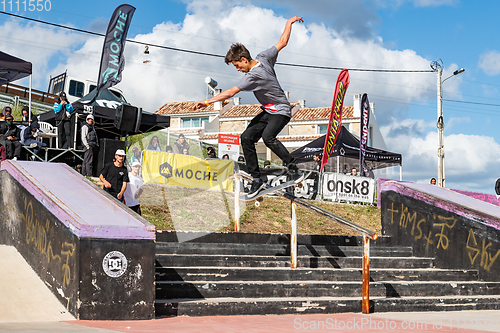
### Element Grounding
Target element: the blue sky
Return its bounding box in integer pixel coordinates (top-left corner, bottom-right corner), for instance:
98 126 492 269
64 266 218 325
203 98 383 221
1 0 500 193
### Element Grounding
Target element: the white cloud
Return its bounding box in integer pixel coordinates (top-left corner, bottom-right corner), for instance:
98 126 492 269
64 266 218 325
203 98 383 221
0 19 86 89
382 118 500 193
411 0 458 7
478 50 500 76
27 1 438 117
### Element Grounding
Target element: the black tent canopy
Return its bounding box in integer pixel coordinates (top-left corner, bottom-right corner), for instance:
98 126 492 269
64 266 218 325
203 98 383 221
38 88 170 140
0 51 32 84
291 126 402 173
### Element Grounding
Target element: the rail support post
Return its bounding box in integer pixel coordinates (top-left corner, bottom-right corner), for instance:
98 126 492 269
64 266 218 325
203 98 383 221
290 200 298 269
362 235 370 314
234 176 241 232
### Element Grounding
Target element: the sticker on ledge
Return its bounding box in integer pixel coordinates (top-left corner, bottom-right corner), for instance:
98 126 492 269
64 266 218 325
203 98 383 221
102 251 128 278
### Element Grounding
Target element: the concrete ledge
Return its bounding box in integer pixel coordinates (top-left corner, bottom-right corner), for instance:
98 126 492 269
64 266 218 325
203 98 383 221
0 162 155 320
380 180 500 281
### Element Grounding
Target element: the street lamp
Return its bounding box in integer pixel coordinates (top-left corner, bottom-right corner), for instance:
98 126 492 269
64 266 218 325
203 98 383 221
432 60 465 187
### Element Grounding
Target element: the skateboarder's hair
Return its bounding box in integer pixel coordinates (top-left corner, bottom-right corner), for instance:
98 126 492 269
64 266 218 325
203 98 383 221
225 43 252 64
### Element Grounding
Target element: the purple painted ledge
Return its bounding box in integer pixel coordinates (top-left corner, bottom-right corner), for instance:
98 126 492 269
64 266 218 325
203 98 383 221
1 160 155 240
378 178 500 231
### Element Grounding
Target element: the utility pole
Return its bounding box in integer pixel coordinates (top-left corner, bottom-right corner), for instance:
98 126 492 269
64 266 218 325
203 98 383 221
432 60 464 188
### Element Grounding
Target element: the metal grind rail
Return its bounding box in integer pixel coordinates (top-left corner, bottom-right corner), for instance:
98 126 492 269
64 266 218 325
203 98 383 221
231 172 377 314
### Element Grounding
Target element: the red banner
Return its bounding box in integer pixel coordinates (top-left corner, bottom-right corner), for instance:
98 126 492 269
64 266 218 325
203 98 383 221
320 69 350 171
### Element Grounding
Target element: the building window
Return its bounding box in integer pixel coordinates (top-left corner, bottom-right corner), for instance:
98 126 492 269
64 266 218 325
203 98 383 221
182 117 209 128
318 123 350 135
69 80 85 97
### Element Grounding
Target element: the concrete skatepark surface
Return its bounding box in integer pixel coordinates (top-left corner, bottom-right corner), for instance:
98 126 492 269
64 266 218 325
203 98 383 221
2 244 500 332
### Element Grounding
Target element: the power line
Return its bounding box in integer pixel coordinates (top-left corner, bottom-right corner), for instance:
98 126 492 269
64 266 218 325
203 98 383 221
0 11 435 73
443 99 500 107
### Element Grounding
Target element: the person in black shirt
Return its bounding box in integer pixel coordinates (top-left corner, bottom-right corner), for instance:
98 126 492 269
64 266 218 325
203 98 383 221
99 149 129 202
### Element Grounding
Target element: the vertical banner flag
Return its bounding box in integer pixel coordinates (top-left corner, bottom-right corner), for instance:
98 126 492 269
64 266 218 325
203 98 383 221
96 4 136 92
320 69 350 171
359 93 370 177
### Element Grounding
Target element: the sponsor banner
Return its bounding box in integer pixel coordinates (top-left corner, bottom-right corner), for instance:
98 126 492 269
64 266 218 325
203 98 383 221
218 134 240 161
322 173 375 204
142 151 234 191
96 4 136 92
359 93 371 177
321 69 350 171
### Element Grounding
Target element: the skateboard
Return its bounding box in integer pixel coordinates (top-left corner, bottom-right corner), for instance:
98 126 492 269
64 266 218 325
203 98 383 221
232 171 312 206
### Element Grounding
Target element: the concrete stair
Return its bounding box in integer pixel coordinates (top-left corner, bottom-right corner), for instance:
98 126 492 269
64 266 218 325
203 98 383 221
155 231 500 317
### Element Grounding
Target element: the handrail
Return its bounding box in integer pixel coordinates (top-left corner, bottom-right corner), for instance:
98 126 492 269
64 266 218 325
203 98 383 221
231 171 376 314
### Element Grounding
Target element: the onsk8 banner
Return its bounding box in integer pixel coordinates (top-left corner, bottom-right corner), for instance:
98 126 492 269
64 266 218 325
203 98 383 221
142 151 234 191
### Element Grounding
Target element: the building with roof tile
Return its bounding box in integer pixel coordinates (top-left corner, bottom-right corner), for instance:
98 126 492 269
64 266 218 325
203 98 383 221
155 94 386 163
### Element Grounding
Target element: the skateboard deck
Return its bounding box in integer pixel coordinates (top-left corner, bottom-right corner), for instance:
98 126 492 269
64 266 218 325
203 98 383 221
237 171 312 201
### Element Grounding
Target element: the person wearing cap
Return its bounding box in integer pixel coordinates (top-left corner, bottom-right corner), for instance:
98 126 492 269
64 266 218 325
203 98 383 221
0 115 22 160
130 146 142 165
206 146 217 159
81 114 99 177
22 121 47 160
99 149 129 202
123 160 144 215
54 91 74 149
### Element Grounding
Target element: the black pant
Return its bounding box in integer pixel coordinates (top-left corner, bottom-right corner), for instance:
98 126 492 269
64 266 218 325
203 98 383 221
128 204 141 216
82 145 96 177
57 120 71 149
241 111 294 179
5 140 21 159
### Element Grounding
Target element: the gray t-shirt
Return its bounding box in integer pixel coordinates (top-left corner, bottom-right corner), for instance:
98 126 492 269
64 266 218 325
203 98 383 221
236 46 291 117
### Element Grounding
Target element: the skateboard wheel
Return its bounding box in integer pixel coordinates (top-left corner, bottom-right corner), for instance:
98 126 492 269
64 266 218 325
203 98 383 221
295 186 301 193
255 201 260 208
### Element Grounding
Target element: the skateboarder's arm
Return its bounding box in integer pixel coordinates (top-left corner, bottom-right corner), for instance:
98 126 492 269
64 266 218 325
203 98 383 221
193 86 241 110
275 16 303 52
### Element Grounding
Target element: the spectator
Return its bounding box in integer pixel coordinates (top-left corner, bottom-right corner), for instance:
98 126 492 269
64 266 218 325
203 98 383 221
174 134 190 154
206 146 216 159
146 135 161 151
430 177 437 185
99 149 129 202
313 154 321 172
1 106 12 120
130 146 142 164
222 154 229 160
238 156 245 162
182 147 189 155
263 160 271 168
165 145 173 153
21 105 38 124
22 122 47 160
81 114 99 177
0 115 22 160
53 92 74 149
349 167 358 176
123 161 144 215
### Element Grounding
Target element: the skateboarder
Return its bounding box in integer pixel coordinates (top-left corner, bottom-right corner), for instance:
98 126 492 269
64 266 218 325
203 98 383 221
193 16 305 198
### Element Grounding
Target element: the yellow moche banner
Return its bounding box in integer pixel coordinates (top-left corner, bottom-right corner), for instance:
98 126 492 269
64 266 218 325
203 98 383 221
142 151 234 191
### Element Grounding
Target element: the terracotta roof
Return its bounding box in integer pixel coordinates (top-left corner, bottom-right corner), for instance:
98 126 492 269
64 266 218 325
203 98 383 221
292 106 355 121
220 104 355 121
198 133 321 142
156 100 357 122
163 128 204 135
156 101 230 115
220 103 299 118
